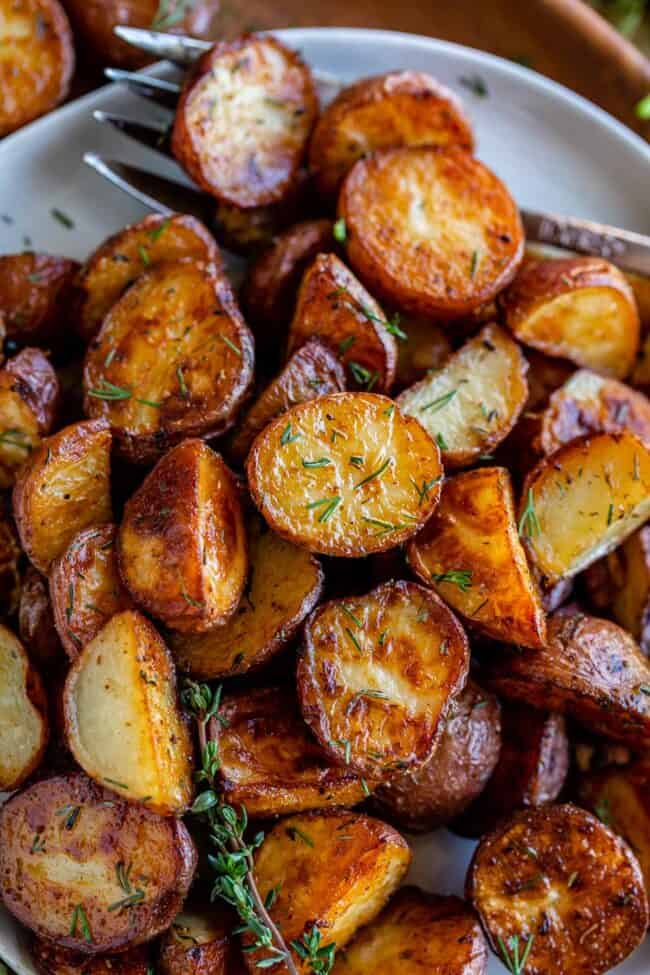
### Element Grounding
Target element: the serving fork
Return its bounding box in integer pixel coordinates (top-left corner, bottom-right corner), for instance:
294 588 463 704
84 25 650 278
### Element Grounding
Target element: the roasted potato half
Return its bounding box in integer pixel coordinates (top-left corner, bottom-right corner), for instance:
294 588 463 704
244 810 411 973
0 503 22 617
394 315 452 392
0 252 79 344
172 36 318 208
0 348 60 488
374 681 500 833
119 440 247 633
582 525 650 653
83 260 254 464
159 904 235 975
0 772 197 953
31 940 150 975
408 466 546 648
0 624 48 790
500 257 640 378
398 324 529 469
467 803 648 975
246 392 443 557
168 516 323 678
19 566 63 667
332 887 487 975
339 146 524 318
298 580 469 779
13 418 112 574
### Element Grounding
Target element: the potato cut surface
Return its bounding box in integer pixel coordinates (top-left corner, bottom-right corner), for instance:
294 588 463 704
339 146 524 318
0 624 48 789
159 905 234 975
298 580 469 779
583 525 650 652
63 610 193 814
0 252 78 343
246 392 442 556
19 565 63 666
0 348 60 488
31 940 151 975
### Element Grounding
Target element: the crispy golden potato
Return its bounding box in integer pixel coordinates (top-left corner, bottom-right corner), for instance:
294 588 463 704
582 525 650 653
0 502 22 617
455 705 569 838
172 36 318 208
394 315 452 392
247 392 442 557
298 580 469 779
50 523 133 659
482 609 650 748
227 339 346 465
500 257 640 379
159 904 235 975
332 887 487 975
63 609 193 814
519 431 650 583
339 146 524 319
0 252 79 344
0 624 48 789
374 681 500 832
398 324 528 469
118 440 247 633
309 71 474 201
83 260 254 464
244 810 411 973
287 252 398 393
408 466 546 648
467 803 648 975
13 418 112 574
168 516 323 678
0 0 74 136
19 565 63 667
0 347 60 488
75 214 221 343
31 939 151 975
0 772 197 953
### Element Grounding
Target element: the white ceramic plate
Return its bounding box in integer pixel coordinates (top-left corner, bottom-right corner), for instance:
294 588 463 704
0 26 649 975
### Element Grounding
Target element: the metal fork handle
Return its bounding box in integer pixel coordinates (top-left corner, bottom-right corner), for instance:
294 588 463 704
522 210 650 277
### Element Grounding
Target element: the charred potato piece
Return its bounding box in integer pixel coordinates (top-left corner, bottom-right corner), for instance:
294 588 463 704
0 772 197 953
339 146 524 319
172 36 318 208
0 503 22 617
50 523 133 658
332 887 487 975
168 516 323 678
13 419 112 574
519 431 650 582
287 252 398 393
298 580 469 779
394 315 452 392
159 904 235 975
0 253 79 344
0 624 48 789
309 70 474 201
63 610 193 814
373 681 500 833
75 214 220 343
31 940 150 975
118 440 247 633
247 392 443 557
582 525 650 652
500 257 640 379
0 348 60 488
398 324 528 469
244 810 411 972
19 565 63 666
0 0 74 136
467 803 648 975
83 260 254 464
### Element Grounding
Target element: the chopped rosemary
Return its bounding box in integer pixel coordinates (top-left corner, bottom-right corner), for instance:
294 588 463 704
0 429 31 451
331 739 352 764
51 207 75 229
344 627 363 654
302 457 331 468
518 489 540 538
354 457 392 490
470 250 480 277
348 361 378 389
360 779 370 798
432 570 473 592
176 365 189 399
341 604 363 628
352 688 389 703
421 389 457 413
459 74 489 97
138 244 151 266
338 335 356 354
496 934 534 974
411 475 442 506
87 379 162 409
280 422 301 445
148 219 170 241
362 515 406 536
306 496 342 523
286 826 315 848
436 432 449 451
333 218 347 243
607 502 614 526
69 903 92 942
57 803 81 830
219 333 242 357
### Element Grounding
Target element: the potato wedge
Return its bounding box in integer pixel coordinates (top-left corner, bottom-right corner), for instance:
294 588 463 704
31 940 150 975
168 516 323 678
244 810 411 972
83 260 254 464
246 392 442 557
50 523 133 658
467 803 648 975
75 213 221 343
0 772 196 952
118 440 247 633
227 338 346 465
582 525 650 653
287 252 398 393
482 608 650 747
454 705 569 838
0 348 60 488
159 905 235 975
394 315 452 392
19 566 63 666
339 146 524 318
309 71 474 200
500 257 640 378
332 886 487 975
398 324 529 469
519 431 650 583
0 624 48 789
298 580 469 779
13 418 112 574
172 36 318 208
0 0 74 136
373 681 500 832
0 503 22 617
408 466 546 648
0 252 79 344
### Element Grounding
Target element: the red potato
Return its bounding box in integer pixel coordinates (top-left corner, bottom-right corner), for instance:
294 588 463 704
19 566 64 667
0 348 60 488
0 252 79 345
0 624 49 790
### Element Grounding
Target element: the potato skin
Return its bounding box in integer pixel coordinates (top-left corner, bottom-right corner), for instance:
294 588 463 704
0 347 61 488
159 906 235 975
0 253 79 344
0 503 22 617
19 565 64 667
31 939 151 975
467 803 648 975
0 772 197 953
0 623 49 790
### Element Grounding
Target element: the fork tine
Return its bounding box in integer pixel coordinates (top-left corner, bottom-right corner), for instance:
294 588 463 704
93 110 172 155
82 154 209 221
113 26 210 66
104 68 181 108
